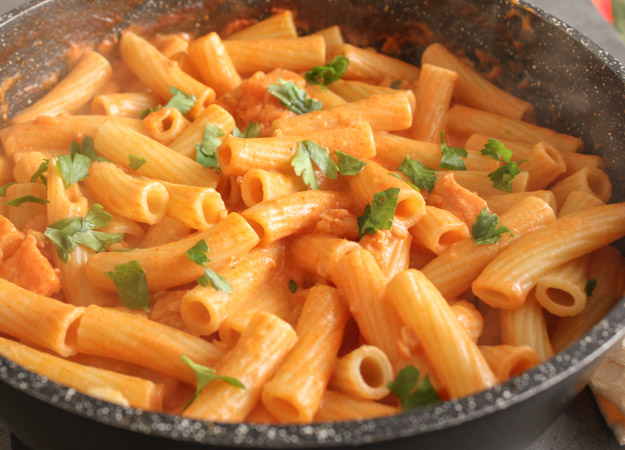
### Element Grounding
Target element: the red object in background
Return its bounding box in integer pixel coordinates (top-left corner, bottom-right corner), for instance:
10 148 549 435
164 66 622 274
591 0 615 23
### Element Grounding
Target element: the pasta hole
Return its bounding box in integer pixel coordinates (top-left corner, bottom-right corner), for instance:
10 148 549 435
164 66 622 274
185 301 212 328
202 195 222 224
246 218 266 243
395 199 419 221
587 171 608 199
146 187 168 216
546 288 575 307
360 356 385 388
63 315 82 354
160 115 174 132
245 177 264 205
438 229 466 248
220 328 241 346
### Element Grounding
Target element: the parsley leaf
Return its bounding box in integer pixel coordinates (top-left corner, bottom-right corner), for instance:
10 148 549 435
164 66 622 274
390 79 403 90
181 355 245 411
479 139 523 192
304 55 350 87
398 157 437 193
267 78 322 115
186 239 210 266
335 151 366 175
232 122 260 138
305 141 338 180
390 172 420 192
83 203 114 229
56 153 91 188
44 203 123 262
292 143 318 190
291 140 338 189
471 207 513 245
0 182 17 196
357 187 400 240
198 268 232 292
487 162 522 193
30 160 49 185
439 132 467 171
4 195 49 207
128 154 147 171
480 139 523 192
105 260 149 310
195 123 224 170
481 138 513 163
141 86 197 118
71 136 105 162
288 280 299 293
387 366 440 410
185 240 233 293
585 278 598 297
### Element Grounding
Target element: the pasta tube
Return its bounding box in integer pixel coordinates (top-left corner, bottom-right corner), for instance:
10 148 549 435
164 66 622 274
180 243 283 335
94 121 221 188
0 278 84 357
183 312 297 421
119 31 215 118
262 285 350 423
472 203 625 309
11 51 112 124
85 213 259 291
77 305 224 384
82 161 169 225
386 269 496 397
328 345 393 401
0 337 162 410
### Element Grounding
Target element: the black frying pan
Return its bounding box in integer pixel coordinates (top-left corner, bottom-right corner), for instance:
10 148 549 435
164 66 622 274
1 1 625 449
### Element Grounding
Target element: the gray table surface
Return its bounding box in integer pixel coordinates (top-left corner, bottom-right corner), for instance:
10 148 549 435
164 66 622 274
1 0 624 449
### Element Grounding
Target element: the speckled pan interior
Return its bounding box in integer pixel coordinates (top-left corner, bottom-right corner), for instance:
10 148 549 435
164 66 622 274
1 0 625 448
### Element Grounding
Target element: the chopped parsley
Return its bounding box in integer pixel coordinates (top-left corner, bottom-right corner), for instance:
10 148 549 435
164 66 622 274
128 154 147 171
304 55 350 87
291 140 338 189
4 195 49 207
141 86 197 118
398 156 437 193
439 132 467 171
335 151 366 175
481 139 523 193
232 122 260 138
471 207 513 245
44 203 124 262
181 355 244 411
105 260 150 310
56 153 91 188
30 160 49 185
388 366 440 410
195 123 225 170
357 187 400 240
268 78 322 114
185 240 232 292
585 278 598 297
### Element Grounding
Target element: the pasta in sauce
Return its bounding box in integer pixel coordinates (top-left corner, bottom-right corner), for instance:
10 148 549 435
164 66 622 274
0 9 623 424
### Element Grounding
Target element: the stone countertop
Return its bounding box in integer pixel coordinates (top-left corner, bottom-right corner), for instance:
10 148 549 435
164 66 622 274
0 0 624 449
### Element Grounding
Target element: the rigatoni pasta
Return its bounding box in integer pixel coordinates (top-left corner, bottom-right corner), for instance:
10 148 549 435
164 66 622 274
0 10 623 429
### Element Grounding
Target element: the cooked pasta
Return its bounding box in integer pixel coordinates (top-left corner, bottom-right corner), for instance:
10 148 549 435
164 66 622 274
0 10 622 428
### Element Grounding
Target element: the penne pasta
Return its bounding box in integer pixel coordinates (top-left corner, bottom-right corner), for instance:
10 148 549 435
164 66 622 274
472 203 625 309
11 51 112 124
